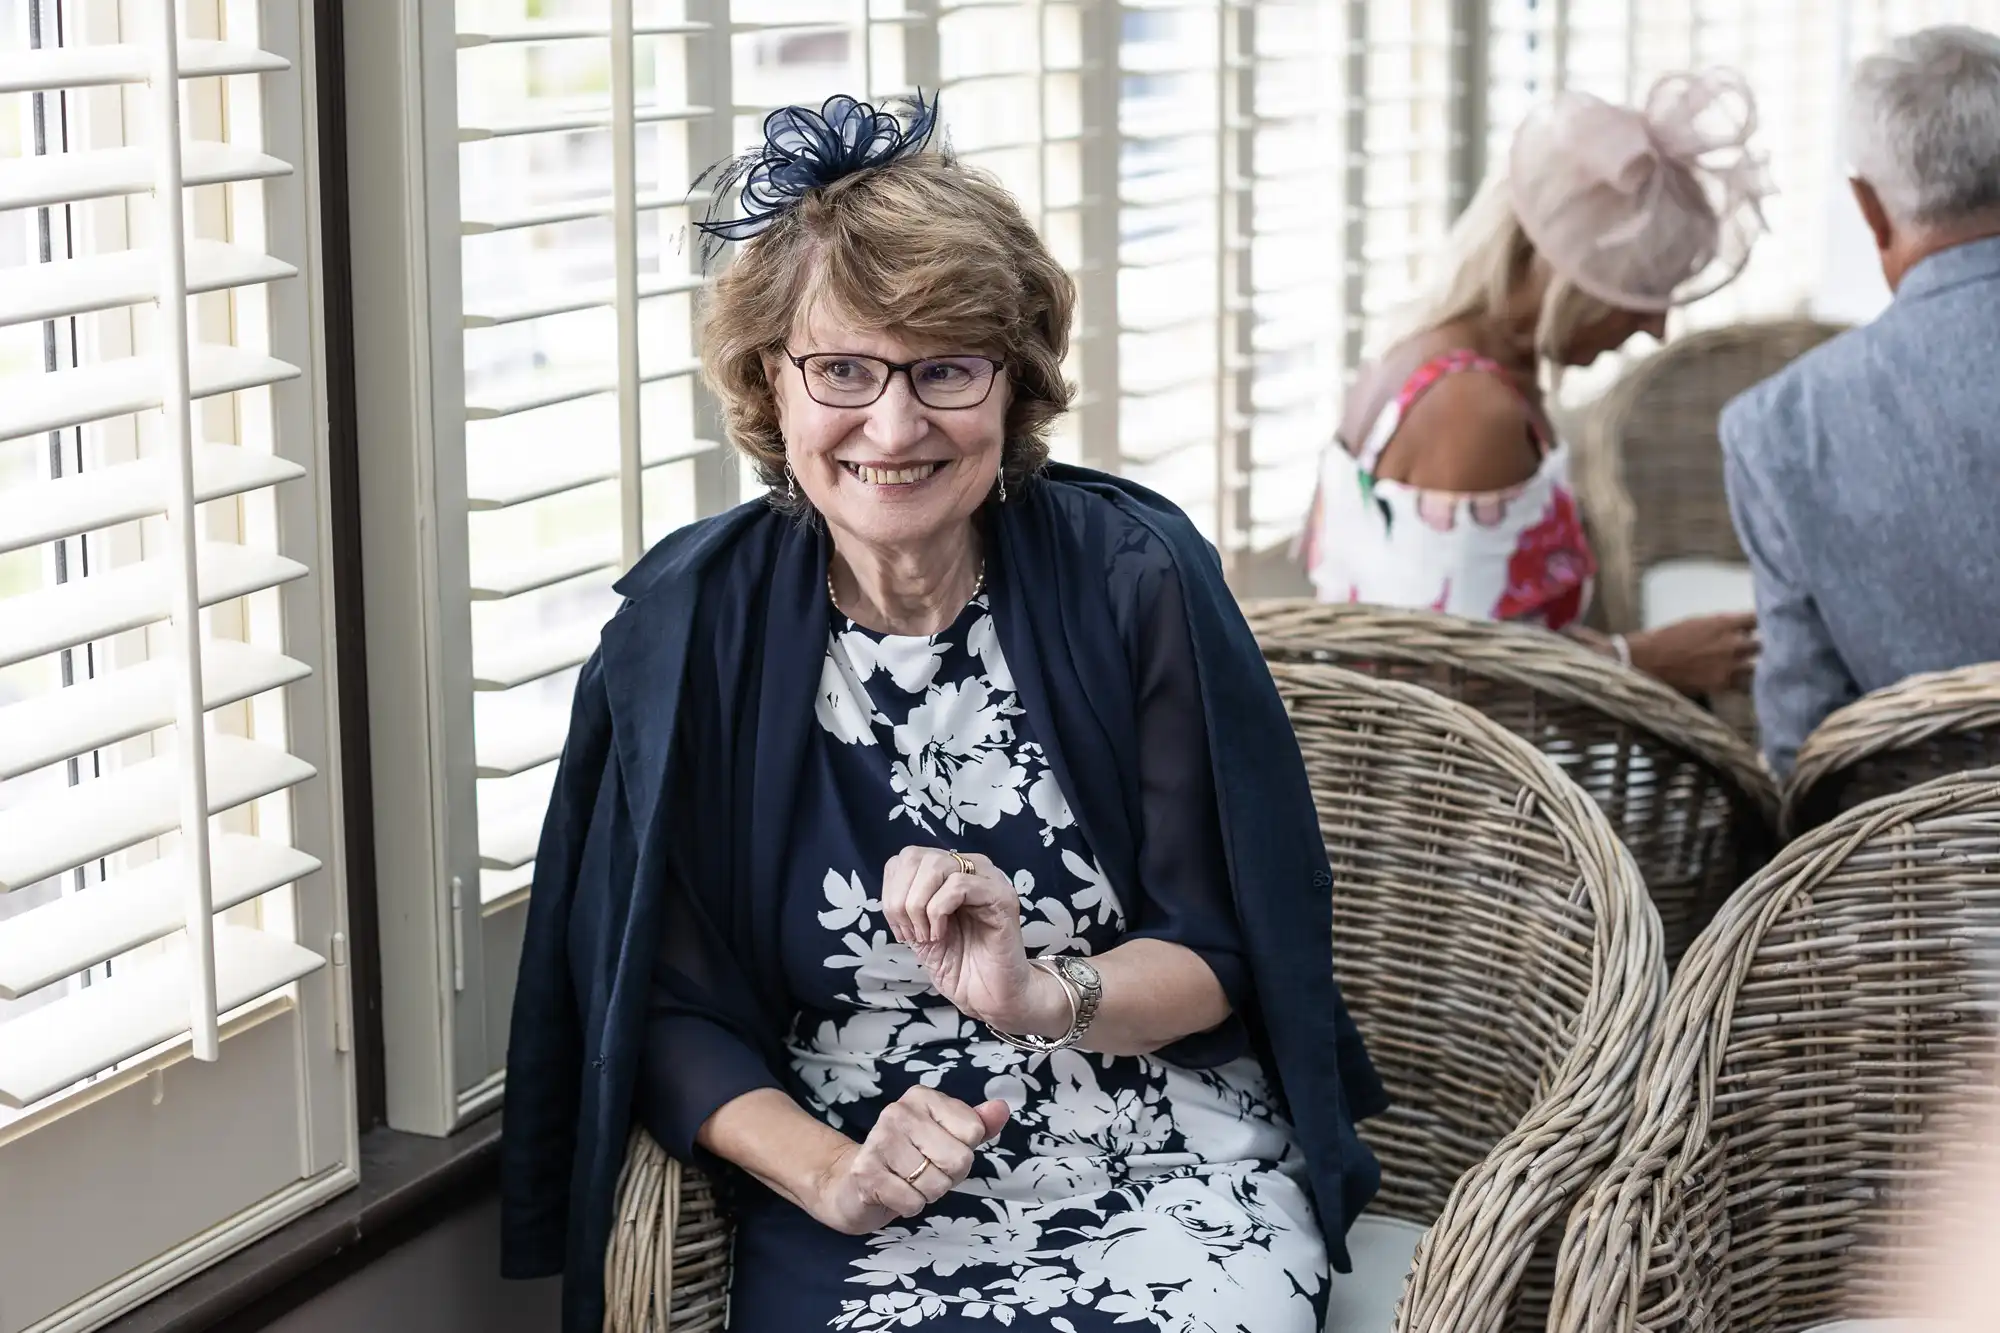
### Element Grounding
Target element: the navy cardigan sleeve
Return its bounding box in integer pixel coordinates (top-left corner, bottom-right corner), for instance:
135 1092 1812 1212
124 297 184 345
632 681 786 1163
499 653 607 1280
1119 557 1253 1065
632 874 784 1161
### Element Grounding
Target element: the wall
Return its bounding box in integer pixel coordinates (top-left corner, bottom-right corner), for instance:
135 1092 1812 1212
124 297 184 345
258 1189 559 1333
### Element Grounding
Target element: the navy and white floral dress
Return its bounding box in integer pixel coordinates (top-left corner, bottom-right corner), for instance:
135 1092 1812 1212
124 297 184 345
725 589 1330 1333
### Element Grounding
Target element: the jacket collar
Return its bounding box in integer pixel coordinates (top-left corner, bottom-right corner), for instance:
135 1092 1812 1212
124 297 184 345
1897 232 2000 304
598 500 777 844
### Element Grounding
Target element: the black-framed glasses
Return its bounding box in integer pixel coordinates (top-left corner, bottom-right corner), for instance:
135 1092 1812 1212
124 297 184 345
784 349 1006 410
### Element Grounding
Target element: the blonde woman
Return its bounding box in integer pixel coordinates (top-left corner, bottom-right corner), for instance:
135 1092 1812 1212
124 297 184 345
1301 71 1773 697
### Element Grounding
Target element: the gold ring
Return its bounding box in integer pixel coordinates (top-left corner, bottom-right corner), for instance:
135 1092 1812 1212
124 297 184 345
948 850 975 877
901 1155 937 1185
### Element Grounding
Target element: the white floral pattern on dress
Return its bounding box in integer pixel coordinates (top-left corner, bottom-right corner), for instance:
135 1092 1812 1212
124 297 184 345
770 593 1328 1332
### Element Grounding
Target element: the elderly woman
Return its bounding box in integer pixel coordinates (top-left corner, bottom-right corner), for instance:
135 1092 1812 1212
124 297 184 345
500 95 1384 1333
1300 70 1773 698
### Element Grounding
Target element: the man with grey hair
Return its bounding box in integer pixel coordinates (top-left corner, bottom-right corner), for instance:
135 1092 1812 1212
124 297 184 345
1720 24 2000 776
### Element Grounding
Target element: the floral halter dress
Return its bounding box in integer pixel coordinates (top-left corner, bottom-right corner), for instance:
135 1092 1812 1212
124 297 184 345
724 588 1329 1333
1300 350 1597 629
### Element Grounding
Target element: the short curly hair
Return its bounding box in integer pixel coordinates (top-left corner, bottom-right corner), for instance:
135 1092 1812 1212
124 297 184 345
699 150 1076 515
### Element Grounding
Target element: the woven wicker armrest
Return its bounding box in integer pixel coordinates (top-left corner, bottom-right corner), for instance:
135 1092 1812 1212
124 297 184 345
607 1131 733 1333
1244 600 1777 968
1261 661 1666 1333
1397 833 1666 1333
1243 600 1778 828
1781 661 2000 838
1544 936 1732 1333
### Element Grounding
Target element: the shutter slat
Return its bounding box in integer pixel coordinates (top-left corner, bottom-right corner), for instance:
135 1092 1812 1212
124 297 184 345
0 239 298 330
1123 178 1242 207
474 623 600 691
467 538 619 601
463 356 700 420
1122 432 1209 466
732 15 923 32
479 816 543 873
0 640 310 781
0 735 316 894
458 101 712 141
0 835 319 1000
456 19 709 46
458 188 697 235
461 271 705 328
0 39 289 95
0 925 325 1109
475 713 566 779
464 365 614 419
0 541 309 672
1120 120 1221 144
0 441 305 557
0 344 303 445
466 434 719 510
0 141 291 212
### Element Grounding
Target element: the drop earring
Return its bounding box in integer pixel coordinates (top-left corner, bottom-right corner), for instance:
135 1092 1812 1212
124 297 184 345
786 463 796 501
998 469 1007 504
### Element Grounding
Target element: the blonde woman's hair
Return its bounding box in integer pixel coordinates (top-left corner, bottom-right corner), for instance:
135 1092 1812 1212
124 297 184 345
1379 170 1626 372
700 150 1076 514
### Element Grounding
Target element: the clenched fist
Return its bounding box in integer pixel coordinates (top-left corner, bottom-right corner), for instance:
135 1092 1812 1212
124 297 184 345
806 1086 1010 1235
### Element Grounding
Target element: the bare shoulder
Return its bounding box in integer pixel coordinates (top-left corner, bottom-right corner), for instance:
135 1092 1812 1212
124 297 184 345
1373 369 1542 493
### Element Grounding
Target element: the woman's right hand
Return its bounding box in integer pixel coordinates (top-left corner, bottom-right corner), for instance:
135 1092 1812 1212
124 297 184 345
1627 612 1759 696
806 1086 1009 1235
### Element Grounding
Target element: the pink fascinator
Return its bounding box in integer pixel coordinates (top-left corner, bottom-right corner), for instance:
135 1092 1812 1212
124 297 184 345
1509 68 1773 312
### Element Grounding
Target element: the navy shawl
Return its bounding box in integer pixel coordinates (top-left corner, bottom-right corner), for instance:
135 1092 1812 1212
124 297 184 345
499 465 1384 1332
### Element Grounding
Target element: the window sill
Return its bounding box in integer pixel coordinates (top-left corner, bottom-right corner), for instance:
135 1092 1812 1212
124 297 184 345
103 1114 505 1333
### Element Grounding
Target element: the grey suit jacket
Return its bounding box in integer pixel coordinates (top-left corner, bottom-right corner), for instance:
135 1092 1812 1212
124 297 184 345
1720 234 2000 776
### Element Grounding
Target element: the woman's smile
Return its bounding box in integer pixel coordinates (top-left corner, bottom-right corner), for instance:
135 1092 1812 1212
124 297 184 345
839 459 951 489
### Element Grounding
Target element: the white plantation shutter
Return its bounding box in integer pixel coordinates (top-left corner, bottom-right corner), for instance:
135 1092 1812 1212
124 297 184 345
1672 3 1842 330
1114 2 1231 548
1245 0 1342 555
0 0 353 1327
1338 0 1460 369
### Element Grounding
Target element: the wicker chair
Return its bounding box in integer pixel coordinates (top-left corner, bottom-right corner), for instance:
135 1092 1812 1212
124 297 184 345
1572 318 1847 638
1274 663 1661 1333
1571 318 1846 744
1243 600 1777 967
607 664 1665 1333
1782 662 2000 840
1548 769 2000 1333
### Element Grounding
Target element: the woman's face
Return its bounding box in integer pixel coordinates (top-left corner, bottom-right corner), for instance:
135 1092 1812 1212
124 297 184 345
767 305 1010 556
1560 305 1669 366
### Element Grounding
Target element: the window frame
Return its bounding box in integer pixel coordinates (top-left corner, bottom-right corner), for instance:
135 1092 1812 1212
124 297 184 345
0 0 361 1323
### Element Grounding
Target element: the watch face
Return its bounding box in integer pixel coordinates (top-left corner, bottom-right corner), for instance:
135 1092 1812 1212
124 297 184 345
1067 956 1101 989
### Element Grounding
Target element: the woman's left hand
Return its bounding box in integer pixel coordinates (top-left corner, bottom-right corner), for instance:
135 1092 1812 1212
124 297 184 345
882 847 1057 1035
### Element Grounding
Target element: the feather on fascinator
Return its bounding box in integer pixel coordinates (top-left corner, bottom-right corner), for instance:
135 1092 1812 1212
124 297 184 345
691 91 942 262
1509 68 1773 311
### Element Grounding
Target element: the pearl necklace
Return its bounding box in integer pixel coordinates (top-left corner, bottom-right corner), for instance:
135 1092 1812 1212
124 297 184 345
827 559 986 620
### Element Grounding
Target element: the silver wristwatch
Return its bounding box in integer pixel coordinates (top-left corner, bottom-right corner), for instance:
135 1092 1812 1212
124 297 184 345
991 955 1103 1053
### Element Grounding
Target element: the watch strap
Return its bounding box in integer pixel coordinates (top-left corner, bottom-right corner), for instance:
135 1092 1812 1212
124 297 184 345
987 956 1095 1053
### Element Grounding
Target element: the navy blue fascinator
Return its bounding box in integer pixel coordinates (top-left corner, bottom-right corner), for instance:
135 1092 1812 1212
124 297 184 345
691 91 941 260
